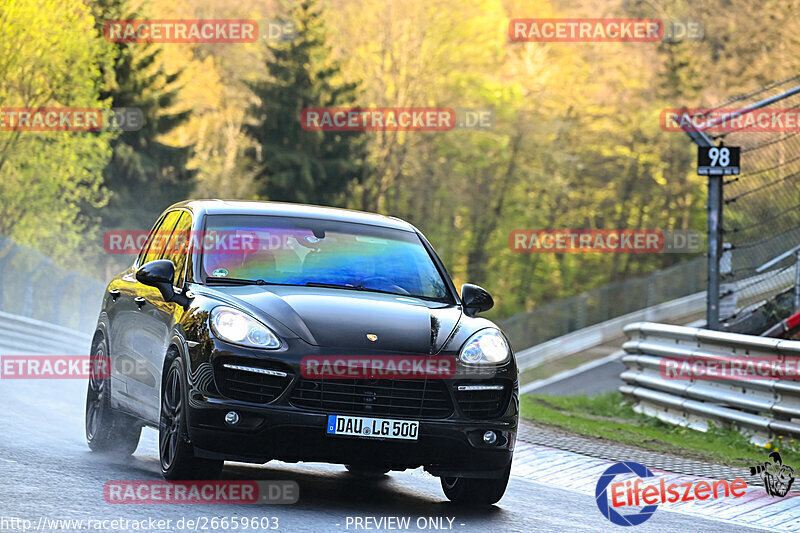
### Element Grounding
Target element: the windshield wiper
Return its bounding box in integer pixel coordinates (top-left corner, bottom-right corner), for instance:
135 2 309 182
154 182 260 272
305 282 409 297
305 282 367 290
206 277 281 286
304 282 451 303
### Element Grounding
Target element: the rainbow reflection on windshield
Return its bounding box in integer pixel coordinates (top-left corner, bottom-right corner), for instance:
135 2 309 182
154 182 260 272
201 215 450 300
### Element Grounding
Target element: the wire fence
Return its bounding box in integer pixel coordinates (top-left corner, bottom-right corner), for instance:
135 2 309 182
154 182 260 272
704 76 800 321
0 235 104 335
498 256 706 351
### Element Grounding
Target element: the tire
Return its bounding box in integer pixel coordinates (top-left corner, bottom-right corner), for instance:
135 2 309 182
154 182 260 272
345 465 390 478
440 463 511 505
159 356 223 480
85 334 142 455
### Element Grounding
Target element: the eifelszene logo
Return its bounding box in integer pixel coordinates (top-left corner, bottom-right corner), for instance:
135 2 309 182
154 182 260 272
750 451 795 497
596 462 659 526
595 461 748 526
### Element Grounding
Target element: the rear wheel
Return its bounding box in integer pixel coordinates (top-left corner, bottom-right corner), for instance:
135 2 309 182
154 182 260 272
441 463 511 505
159 356 223 480
85 334 142 455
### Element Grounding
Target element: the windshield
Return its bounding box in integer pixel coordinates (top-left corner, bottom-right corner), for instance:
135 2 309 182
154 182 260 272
200 215 451 301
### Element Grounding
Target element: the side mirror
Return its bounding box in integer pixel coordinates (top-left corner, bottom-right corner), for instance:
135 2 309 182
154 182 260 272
136 259 189 306
461 284 493 316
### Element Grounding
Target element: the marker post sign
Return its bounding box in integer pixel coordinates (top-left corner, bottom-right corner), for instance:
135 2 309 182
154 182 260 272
698 146 740 176
695 143 739 329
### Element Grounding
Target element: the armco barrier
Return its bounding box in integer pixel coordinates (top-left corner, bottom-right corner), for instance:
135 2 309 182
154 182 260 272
620 321 800 445
0 310 92 356
515 291 705 372
0 235 105 335
516 268 795 374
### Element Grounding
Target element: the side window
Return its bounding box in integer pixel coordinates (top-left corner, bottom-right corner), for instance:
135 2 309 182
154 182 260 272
141 211 181 266
136 214 167 267
164 211 192 286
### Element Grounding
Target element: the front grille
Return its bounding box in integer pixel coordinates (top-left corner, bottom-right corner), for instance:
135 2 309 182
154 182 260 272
454 382 511 419
290 379 453 418
215 359 293 404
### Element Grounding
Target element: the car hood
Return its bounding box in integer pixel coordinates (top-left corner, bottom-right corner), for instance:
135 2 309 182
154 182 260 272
209 285 462 354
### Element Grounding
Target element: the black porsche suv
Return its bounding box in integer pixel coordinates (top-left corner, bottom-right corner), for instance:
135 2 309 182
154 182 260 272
86 200 518 505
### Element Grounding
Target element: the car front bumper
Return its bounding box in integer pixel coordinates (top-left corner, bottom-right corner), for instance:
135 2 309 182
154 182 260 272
183 336 518 477
186 397 516 478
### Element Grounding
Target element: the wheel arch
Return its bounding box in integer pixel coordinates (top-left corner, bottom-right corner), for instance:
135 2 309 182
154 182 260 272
92 316 110 350
162 337 185 386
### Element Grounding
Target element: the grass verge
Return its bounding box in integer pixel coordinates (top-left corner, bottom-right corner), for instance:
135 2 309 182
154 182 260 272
520 392 800 467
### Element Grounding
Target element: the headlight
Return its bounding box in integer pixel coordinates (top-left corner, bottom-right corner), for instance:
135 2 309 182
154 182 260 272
459 328 510 364
210 306 281 349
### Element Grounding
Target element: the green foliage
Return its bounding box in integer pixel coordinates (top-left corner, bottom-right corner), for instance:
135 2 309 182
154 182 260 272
5 0 800 309
0 0 116 265
244 0 368 205
88 0 196 234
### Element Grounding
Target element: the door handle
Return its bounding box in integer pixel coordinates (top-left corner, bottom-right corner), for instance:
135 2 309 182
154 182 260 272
108 288 120 301
134 297 147 309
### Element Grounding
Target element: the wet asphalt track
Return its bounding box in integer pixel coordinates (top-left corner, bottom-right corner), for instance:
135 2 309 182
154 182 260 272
0 377 763 533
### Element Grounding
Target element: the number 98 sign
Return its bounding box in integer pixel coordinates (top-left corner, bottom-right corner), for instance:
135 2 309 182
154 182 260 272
698 146 740 175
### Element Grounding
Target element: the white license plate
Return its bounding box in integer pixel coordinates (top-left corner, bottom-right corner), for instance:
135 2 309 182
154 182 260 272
326 415 419 440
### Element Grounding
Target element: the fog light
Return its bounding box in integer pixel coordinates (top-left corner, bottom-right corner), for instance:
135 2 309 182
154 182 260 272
225 411 240 425
483 430 497 445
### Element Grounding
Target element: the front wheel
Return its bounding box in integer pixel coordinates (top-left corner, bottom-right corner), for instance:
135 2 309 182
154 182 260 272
441 463 511 505
159 356 223 480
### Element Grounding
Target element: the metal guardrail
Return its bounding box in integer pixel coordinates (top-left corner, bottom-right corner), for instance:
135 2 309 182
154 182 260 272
515 267 795 374
0 235 105 335
515 291 705 373
0 310 92 355
498 256 706 352
620 321 800 445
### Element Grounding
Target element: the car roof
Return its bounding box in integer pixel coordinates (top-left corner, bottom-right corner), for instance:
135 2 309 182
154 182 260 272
169 199 416 232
